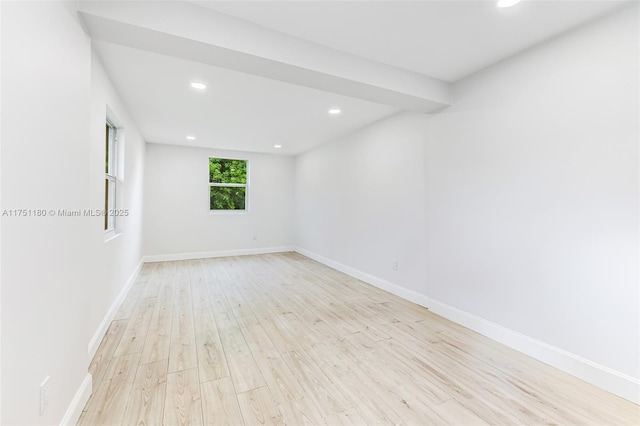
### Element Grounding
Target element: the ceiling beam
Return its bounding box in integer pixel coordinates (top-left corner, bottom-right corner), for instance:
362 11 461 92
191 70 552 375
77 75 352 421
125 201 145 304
78 1 451 113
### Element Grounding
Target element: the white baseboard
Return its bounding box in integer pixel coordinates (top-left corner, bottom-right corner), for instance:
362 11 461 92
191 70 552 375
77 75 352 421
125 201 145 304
295 246 433 307
88 258 143 360
59 374 92 426
294 246 640 404
143 246 295 263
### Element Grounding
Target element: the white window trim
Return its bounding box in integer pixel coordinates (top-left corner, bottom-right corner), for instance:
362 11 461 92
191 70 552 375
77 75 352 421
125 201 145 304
209 157 250 213
105 118 118 236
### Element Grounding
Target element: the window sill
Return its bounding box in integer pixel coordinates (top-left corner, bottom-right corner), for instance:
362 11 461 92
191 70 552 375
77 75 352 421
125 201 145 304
209 210 249 215
105 231 122 243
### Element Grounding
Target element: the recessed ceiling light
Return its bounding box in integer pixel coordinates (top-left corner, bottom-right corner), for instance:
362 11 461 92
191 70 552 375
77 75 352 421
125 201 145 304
190 82 206 90
274 144 282 149
186 135 196 140
497 0 523 8
328 108 341 115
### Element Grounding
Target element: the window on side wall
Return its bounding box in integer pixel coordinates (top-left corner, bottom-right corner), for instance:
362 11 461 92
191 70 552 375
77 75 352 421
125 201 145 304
209 157 248 212
105 120 117 231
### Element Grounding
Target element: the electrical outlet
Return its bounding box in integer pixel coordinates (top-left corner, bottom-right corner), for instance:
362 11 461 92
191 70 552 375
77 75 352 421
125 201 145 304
40 376 50 415
252 234 257 240
392 259 398 271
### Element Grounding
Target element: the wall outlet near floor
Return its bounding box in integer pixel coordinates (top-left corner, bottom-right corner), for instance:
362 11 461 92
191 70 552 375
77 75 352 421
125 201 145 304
252 234 257 240
392 259 398 271
40 376 50 415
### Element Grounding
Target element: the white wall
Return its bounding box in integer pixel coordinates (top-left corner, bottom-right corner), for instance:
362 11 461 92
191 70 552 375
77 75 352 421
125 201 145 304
143 144 295 258
86 52 146 355
425 5 638 379
1 2 146 423
0 0 4 421
295 5 638 400
295 112 429 293
0 3 636 424
1 3 91 423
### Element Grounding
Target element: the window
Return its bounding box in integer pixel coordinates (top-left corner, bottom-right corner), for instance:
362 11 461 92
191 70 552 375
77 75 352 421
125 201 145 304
105 120 117 231
209 157 248 211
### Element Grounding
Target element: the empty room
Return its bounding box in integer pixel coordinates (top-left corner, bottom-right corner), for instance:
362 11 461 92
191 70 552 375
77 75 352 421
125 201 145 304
1 0 638 424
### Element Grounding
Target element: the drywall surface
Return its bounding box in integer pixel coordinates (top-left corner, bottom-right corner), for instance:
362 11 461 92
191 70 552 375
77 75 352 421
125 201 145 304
1 2 92 423
294 4 639 395
86 50 146 355
295 112 429 294
143 144 295 257
425 5 639 378
1 2 146 423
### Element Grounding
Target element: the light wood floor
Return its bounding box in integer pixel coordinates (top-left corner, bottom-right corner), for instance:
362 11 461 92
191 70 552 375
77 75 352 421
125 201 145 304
79 252 639 425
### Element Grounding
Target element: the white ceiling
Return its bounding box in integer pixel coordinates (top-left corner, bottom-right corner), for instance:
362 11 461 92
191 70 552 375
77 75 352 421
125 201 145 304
86 0 631 155
195 0 629 82
94 41 399 155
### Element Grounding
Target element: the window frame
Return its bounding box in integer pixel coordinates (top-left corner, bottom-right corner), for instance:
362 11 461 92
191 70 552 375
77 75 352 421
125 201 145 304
208 157 249 214
105 119 118 233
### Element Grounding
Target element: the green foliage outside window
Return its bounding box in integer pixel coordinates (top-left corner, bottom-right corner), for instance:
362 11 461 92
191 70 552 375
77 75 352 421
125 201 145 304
209 158 247 184
209 158 247 210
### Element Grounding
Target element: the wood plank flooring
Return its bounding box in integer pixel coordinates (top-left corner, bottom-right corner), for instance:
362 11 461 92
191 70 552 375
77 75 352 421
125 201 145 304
79 253 640 425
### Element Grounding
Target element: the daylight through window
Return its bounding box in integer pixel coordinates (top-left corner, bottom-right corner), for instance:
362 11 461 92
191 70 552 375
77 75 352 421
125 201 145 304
105 120 117 231
209 157 248 211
